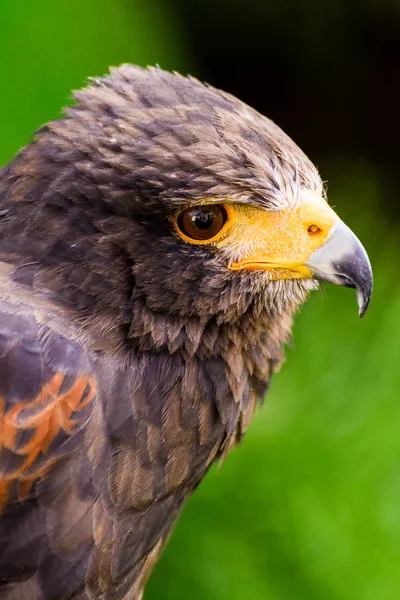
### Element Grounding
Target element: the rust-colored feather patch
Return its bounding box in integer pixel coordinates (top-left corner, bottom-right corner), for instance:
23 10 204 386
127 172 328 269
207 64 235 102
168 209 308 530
0 373 97 513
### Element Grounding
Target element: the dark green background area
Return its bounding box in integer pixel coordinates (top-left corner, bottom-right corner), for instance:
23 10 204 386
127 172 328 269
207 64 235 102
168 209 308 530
1 1 399 598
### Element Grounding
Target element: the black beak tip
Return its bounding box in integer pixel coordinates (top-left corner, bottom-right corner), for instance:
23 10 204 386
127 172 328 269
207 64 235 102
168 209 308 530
357 280 372 319
333 272 372 317
352 250 373 318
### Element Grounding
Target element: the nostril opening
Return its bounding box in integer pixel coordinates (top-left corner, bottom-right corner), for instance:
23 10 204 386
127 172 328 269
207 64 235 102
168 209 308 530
308 224 322 235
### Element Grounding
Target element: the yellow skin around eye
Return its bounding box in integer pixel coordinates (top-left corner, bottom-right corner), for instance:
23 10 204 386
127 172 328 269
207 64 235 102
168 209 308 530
174 192 339 281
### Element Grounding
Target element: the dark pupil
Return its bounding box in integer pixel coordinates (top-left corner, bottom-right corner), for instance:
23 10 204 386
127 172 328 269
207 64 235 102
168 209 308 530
191 210 214 230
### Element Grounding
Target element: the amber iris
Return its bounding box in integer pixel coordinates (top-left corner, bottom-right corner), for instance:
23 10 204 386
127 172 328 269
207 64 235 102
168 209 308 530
176 205 227 241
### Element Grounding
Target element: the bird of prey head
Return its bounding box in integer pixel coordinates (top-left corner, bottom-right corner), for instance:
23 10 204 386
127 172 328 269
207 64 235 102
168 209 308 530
0 65 372 599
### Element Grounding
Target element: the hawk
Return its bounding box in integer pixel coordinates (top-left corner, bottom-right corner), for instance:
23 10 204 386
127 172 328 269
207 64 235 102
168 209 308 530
0 65 372 599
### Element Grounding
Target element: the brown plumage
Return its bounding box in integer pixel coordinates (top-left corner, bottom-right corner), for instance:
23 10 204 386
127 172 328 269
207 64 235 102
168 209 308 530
0 65 372 599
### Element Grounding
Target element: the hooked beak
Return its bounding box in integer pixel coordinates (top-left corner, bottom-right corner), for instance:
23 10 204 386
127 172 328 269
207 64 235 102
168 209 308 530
305 220 372 317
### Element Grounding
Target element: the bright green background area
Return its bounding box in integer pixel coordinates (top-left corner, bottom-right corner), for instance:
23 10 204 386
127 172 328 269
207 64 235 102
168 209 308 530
0 2 398 599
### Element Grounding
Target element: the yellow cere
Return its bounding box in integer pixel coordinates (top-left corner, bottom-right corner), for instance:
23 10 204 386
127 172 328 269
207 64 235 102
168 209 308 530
218 191 339 281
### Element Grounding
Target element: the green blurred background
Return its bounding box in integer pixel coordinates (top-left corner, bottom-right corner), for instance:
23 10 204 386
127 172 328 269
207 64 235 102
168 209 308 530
1 1 399 598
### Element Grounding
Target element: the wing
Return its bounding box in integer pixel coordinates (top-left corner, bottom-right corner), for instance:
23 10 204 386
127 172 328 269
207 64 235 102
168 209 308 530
0 306 99 599
0 304 229 600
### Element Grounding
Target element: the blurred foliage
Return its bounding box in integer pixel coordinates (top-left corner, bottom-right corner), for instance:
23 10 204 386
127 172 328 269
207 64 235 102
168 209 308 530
0 1 399 599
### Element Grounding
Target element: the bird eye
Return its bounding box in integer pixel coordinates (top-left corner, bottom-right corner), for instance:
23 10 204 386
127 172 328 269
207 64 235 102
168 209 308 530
175 205 228 243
